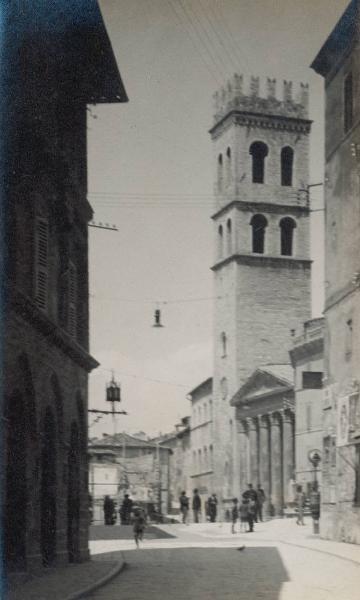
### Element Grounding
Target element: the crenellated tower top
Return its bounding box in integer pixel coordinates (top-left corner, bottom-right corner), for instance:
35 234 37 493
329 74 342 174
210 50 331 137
212 74 309 125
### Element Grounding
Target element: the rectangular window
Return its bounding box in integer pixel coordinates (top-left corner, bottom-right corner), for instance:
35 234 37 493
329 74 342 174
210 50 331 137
344 73 353 133
302 371 323 389
35 217 49 311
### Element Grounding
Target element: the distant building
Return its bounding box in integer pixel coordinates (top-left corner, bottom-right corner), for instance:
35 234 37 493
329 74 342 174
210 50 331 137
89 433 172 520
290 319 324 494
209 74 312 512
188 378 214 510
156 417 191 512
2 1 127 572
311 0 360 543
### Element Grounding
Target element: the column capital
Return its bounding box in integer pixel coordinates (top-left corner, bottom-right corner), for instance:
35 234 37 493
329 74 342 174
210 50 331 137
270 412 281 426
259 414 270 428
281 408 294 423
236 419 247 434
246 416 258 431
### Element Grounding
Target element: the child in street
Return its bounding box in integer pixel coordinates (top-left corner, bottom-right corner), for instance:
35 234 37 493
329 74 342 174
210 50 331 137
247 498 256 532
132 506 146 548
231 498 239 534
239 498 248 533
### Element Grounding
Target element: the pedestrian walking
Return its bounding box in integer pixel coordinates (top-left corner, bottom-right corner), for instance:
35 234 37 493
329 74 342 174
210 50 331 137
296 485 305 525
192 489 201 523
247 498 256 532
256 484 266 522
132 506 146 548
239 498 248 533
231 498 239 534
179 491 189 524
208 493 218 523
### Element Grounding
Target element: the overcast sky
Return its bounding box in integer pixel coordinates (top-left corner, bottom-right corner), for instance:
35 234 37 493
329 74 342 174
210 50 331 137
87 0 348 439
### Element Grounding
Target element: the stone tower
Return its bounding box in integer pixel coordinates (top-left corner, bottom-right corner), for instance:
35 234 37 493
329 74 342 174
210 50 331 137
209 75 312 508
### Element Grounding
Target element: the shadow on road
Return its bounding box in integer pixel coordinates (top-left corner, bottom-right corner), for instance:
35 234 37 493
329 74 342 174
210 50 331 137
89 525 175 541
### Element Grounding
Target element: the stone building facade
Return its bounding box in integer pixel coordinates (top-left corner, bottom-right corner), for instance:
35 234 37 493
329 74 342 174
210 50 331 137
156 417 191 513
88 433 172 520
188 378 214 512
1 2 127 572
290 319 324 494
311 0 360 543
209 75 312 511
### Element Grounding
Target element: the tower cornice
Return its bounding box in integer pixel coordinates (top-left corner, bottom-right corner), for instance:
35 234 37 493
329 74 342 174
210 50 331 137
211 253 312 272
209 110 312 140
211 200 309 220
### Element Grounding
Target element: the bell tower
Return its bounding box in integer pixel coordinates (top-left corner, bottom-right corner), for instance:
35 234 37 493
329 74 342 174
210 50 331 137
210 75 312 506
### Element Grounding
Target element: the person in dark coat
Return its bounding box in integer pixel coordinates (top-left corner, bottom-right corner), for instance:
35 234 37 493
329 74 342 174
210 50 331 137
208 493 218 523
192 489 201 523
242 484 258 522
231 498 239 534
179 491 189 524
103 495 115 525
120 494 133 525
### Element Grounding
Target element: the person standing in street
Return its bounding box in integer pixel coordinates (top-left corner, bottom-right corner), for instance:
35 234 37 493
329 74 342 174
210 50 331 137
208 493 218 523
192 489 201 523
179 491 189 524
296 485 305 525
256 484 266 522
231 498 239 534
247 498 256 532
242 484 258 522
239 498 248 533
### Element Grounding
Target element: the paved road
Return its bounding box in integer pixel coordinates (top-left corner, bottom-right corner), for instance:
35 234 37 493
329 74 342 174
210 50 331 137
87 522 360 600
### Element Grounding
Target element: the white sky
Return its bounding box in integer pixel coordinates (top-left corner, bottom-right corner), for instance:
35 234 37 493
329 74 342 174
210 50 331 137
87 0 348 439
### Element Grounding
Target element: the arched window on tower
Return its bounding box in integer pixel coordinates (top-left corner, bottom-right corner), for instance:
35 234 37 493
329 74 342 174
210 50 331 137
281 146 294 186
226 219 232 254
217 153 223 192
250 214 268 254
218 224 223 259
280 217 296 256
249 141 268 184
226 147 231 186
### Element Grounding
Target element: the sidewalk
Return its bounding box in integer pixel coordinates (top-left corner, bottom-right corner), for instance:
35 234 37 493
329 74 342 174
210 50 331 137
6 554 125 600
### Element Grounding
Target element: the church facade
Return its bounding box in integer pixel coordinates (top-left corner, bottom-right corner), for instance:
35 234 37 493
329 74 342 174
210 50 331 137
209 75 312 515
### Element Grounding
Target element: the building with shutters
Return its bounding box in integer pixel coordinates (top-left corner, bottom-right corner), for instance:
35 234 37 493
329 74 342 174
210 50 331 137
209 74 312 516
1 2 127 573
311 0 360 543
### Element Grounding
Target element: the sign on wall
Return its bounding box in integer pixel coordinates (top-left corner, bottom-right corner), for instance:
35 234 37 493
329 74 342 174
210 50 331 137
337 395 349 447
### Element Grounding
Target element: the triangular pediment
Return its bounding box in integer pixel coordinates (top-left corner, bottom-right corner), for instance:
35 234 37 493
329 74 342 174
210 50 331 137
230 364 294 406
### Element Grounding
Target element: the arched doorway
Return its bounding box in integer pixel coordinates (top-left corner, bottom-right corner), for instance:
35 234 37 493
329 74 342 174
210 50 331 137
67 422 80 562
5 392 27 570
40 407 57 566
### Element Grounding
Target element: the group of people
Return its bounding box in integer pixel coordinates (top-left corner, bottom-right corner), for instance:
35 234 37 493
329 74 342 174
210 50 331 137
230 483 266 534
179 483 266 531
179 490 219 524
103 494 146 546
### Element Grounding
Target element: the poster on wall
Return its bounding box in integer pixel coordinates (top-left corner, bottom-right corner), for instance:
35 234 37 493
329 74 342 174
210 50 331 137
337 395 349 447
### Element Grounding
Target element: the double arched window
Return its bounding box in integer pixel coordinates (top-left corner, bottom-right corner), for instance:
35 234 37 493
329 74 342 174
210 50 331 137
250 214 267 254
249 141 268 184
280 217 296 256
281 146 294 186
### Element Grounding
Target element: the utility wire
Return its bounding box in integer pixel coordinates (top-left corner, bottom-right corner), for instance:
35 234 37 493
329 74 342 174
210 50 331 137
197 0 240 75
92 366 192 389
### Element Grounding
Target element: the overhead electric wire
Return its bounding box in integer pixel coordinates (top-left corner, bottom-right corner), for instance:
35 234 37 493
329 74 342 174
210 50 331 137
167 0 222 87
92 366 192 389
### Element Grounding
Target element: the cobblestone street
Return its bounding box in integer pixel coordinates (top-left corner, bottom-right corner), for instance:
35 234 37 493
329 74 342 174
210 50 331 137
86 520 360 600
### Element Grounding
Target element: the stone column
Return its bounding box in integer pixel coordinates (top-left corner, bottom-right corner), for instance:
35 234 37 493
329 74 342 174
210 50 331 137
247 417 259 486
259 415 271 509
282 409 295 505
237 419 248 494
270 412 282 515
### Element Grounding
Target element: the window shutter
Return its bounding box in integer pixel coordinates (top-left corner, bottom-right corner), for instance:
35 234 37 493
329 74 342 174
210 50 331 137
68 262 77 339
35 218 49 311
